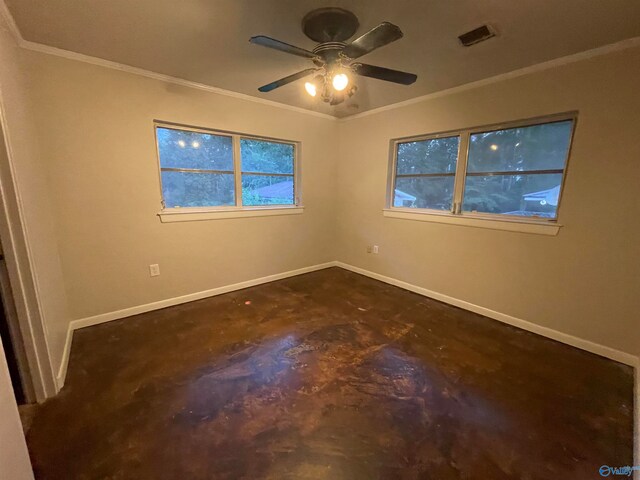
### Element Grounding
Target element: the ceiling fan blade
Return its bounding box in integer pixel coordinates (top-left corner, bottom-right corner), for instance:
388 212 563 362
342 22 403 59
258 68 318 92
250 35 317 59
352 63 417 85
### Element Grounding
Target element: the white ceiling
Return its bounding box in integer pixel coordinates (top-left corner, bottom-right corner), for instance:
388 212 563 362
6 0 640 118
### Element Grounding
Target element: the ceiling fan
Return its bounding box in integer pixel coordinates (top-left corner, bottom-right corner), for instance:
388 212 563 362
249 7 417 106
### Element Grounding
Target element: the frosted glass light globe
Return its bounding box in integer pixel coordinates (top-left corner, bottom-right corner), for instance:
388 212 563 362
304 82 317 97
332 73 349 91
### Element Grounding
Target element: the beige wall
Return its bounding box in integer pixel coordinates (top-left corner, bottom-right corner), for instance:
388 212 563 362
336 46 640 357
0 14 67 396
21 50 338 325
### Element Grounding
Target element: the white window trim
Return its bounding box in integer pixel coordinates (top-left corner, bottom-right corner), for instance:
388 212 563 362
386 112 577 235
382 208 560 235
158 205 304 223
154 121 303 222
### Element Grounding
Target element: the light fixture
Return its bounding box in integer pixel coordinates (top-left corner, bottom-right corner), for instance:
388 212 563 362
304 81 317 97
490 144 498 151
192 141 200 148
303 70 351 104
177 140 186 148
305 75 325 98
332 73 349 91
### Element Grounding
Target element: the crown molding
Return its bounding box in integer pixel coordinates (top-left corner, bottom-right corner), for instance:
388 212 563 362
339 35 640 122
0 0 336 121
2 0 639 122
20 40 338 121
0 0 20 43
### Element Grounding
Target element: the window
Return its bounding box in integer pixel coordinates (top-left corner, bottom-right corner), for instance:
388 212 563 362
394 136 459 210
157 127 235 208
240 138 295 206
463 121 572 218
387 114 575 231
155 123 300 220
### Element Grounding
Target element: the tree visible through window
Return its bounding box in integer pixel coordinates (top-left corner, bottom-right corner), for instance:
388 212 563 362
157 127 234 208
389 115 575 221
240 139 295 206
463 121 572 218
394 136 459 210
155 124 298 209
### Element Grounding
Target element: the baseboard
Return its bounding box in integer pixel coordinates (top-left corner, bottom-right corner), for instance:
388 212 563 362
54 260 639 460
53 259 639 468
334 261 639 367
334 261 640 469
57 259 638 381
55 262 335 388
56 325 73 390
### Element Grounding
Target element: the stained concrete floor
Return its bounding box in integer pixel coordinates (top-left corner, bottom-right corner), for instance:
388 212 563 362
26 268 634 479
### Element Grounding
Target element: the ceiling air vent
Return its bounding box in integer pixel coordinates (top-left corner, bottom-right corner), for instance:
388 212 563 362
458 25 495 47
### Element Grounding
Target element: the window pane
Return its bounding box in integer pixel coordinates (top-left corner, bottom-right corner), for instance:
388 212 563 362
462 173 563 218
161 171 234 208
242 175 294 206
396 136 459 175
395 176 455 210
240 139 294 174
157 127 233 171
467 120 573 173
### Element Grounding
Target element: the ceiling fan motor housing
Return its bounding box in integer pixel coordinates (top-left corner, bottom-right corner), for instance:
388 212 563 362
302 8 360 43
312 42 347 66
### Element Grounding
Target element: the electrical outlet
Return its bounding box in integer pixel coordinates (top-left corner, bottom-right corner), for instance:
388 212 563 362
373 245 379 254
149 264 160 277
366 245 372 253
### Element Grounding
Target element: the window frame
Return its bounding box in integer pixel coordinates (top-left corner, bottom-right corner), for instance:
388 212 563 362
238 136 297 207
154 121 302 222
386 112 577 234
390 132 463 214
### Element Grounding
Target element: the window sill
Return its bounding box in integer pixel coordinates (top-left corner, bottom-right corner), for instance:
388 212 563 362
382 209 561 236
158 206 304 223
